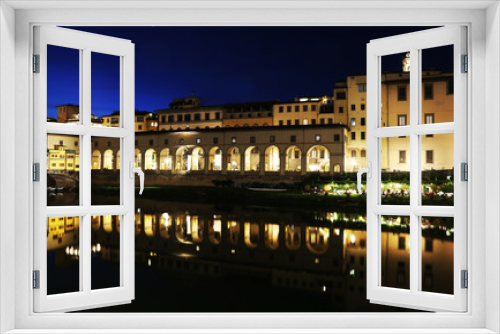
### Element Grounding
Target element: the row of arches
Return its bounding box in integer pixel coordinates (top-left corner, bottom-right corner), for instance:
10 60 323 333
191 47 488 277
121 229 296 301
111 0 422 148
128 145 336 173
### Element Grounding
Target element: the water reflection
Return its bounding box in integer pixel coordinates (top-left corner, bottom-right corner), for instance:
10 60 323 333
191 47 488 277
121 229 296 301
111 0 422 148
50 200 453 312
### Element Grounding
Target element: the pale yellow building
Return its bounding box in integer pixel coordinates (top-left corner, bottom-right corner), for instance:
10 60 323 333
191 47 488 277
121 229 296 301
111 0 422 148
273 96 334 127
47 134 80 172
101 110 159 132
157 105 223 131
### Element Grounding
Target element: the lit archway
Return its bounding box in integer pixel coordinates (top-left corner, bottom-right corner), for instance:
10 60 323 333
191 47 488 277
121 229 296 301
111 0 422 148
227 146 241 171
159 213 172 239
144 214 156 237
208 147 222 171
244 146 260 171
244 222 259 248
175 215 193 244
117 150 120 169
103 149 114 169
306 226 330 254
103 215 113 233
191 147 205 171
285 145 302 172
176 147 189 172
333 163 341 173
160 148 173 171
265 145 280 172
265 223 280 250
134 149 142 168
285 225 301 250
145 149 157 170
92 150 101 169
306 145 330 172
227 221 240 245
209 215 222 245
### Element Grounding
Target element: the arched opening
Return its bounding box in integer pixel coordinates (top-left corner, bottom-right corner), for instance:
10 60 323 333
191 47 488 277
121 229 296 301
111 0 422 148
351 150 357 158
190 216 204 243
191 147 205 171
285 225 301 250
159 213 172 239
91 215 101 231
160 148 173 170
306 145 330 172
306 226 330 254
144 214 156 237
92 150 101 169
134 149 142 168
175 215 193 244
208 146 222 171
145 149 157 170
116 215 121 232
103 149 114 169
265 223 280 250
244 222 259 248
209 215 222 244
285 146 302 172
361 149 366 158
244 146 260 171
134 212 142 236
265 145 280 172
117 150 120 169
333 163 341 173
227 146 241 171
175 147 189 172
227 221 240 245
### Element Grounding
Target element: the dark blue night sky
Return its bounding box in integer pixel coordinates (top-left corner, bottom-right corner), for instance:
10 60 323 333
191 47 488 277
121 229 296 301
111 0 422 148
47 26 448 118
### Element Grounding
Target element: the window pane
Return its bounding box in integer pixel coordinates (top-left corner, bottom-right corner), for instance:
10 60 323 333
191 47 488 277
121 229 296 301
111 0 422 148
421 45 454 124
381 215 410 290
381 137 410 205
91 137 121 206
92 52 120 127
91 215 121 290
47 216 80 295
381 52 410 128
47 134 80 206
47 45 80 124
421 133 454 206
421 216 454 294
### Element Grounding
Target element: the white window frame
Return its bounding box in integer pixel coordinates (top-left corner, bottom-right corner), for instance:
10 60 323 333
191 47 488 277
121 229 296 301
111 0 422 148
0 2 499 333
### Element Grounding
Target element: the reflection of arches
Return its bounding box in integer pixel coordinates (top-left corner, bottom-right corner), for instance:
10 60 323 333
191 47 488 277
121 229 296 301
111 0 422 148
306 145 330 172
135 213 141 236
285 146 302 172
265 145 280 171
227 146 241 171
333 163 341 173
265 223 280 250
91 215 101 231
361 150 366 158
285 225 301 250
117 150 120 170
244 146 260 171
244 222 259 248
176 147 189 171
145 149 157 170
103 149 114 169
103 215 113 232
134 149 142 168
190 216 204 243
227 221 240 245
92 150 101 169
208 147 222 171
209 216 222 244
175 216 193 244
306 227 330 254
159 213 172 239
144 214 156 237
160 148 172 170
191 147 205 171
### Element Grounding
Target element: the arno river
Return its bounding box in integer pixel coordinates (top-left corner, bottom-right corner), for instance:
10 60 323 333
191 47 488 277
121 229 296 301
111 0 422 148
47 195 453 312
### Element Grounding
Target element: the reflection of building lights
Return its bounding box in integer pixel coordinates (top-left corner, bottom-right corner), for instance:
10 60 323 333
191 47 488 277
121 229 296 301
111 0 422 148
147 258 151 267
186 215 191 235
96 243 101 252
196 245 200 252
231 249 236 254
315 258 320 264
334 228 340 236
350 234 356 245
322 285 327 292
350 269 355 277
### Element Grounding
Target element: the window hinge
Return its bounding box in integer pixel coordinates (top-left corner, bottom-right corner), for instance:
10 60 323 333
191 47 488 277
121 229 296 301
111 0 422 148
461 270 468 289
461 162 468 181
33 270 40 289
461 54 468 73
33 54 40 73
33 163 40 182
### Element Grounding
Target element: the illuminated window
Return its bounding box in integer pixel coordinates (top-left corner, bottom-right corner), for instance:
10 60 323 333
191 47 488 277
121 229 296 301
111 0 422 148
399 150 406 163
398 114 407 126
315 135 321 142
351 118 356 126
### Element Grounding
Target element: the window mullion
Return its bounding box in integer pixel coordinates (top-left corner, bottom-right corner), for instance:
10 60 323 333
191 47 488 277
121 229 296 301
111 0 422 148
409 47 421 295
